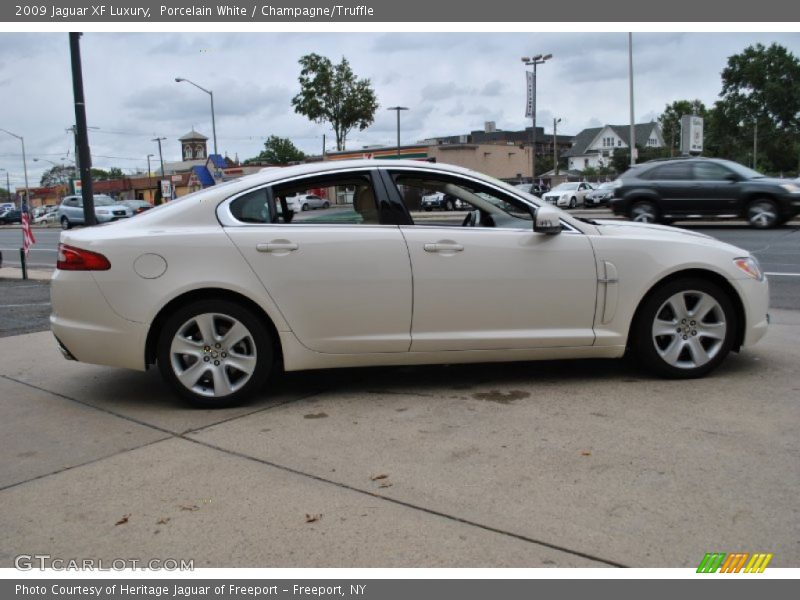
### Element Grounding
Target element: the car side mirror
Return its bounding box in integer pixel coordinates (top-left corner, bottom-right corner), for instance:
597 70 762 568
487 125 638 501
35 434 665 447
532 205 562 234
725 173 739 182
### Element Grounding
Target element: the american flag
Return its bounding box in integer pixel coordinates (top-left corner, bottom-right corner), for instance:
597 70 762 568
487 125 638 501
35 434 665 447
21 196 36 255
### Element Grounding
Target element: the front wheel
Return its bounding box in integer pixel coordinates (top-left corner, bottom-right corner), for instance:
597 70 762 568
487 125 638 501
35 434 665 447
60 216 71 230
301 203 309 212
632 278 736 379
569 197 577 209
157 299 273 408
747 199 779 229
322 201 330 209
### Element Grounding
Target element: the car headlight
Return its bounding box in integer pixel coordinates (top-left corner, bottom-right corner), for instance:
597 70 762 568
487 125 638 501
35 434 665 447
560 194 568 201
780 183 800 193
734 257 764 281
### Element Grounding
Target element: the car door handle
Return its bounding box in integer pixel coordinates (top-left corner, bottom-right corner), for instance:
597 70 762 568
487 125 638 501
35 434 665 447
256 241 299 253
424 242 464 253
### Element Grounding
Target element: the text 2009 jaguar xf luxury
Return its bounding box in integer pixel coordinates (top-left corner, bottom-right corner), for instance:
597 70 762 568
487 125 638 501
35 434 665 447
51 160 769 407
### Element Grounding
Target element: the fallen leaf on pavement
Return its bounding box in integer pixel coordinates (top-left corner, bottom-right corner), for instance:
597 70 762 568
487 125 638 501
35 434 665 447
305 513 322 523
378 482 393 488
581 451 592 456
371 474 389 480
180 504 200 511
156 517 170 525
115 514 131 526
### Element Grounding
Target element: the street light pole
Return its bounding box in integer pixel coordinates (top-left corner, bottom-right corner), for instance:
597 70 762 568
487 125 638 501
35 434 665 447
0 129 31 212
175 77 218 156
387 107 409 156
522 54 552 182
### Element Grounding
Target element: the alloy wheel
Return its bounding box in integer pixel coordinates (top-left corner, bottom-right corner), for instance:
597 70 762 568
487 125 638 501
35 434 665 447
169 312 257 398
747 200 777 229
631 202 657 223
651 290 727 369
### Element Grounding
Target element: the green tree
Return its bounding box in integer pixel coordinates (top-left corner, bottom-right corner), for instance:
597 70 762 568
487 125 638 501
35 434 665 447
710 43 800 173
40 164 77 187
292 54 379 151
658 99 708 156
245 135 306 165
91 167 124 180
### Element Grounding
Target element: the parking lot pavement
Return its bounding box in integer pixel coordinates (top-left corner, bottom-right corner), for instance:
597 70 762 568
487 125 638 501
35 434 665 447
1 313 798 568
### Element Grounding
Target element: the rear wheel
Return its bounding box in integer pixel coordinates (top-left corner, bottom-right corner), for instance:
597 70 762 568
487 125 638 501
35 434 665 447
322 201 330 209
746 198 779 229
630 200 659 223
157 299 273 408
301 203 309 211
632 278 736 378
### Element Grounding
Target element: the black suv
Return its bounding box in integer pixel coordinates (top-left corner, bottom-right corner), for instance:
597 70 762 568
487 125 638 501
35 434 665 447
610 157 800 228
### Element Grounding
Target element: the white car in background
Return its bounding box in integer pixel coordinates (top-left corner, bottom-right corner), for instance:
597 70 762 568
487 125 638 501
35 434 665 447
286 193 329 211
51 159 769 407
542 182 594 208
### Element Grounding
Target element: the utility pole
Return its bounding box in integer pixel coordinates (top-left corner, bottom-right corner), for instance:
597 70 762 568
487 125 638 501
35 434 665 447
322 134 326 159
753 119 758 170
628 32 636 167
152 137 166 177
387 107 409 156
69 32 96 225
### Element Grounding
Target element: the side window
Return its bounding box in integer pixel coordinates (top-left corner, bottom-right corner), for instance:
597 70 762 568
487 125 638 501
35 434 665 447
693 162 731 181
271 173 379 225
230 188 270 224
389 172 532 230
648 163 691 180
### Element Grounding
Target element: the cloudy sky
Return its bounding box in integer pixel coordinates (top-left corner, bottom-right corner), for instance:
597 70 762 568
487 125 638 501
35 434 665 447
1 31 799 188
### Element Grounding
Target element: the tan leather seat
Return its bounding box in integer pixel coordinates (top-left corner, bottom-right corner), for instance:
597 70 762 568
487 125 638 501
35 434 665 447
352 186 379 224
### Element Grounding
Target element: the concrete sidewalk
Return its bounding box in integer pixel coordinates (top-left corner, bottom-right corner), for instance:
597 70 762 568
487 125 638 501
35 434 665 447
1 312 799 568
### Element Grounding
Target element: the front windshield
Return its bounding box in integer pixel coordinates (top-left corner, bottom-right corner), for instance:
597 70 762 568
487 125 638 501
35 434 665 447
597 182 614 190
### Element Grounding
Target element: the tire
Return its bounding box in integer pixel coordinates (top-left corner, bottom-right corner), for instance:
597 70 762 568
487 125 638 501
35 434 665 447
746 198 779 229
630 200 659 224
569 197 577 209
301 203 309 212
445 199 455 211
631 278 736 379
157 299 273 408
322 202 330 209
60 216 71 230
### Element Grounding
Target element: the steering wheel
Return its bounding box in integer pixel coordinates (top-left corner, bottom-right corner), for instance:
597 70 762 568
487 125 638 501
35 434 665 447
461 210 480 227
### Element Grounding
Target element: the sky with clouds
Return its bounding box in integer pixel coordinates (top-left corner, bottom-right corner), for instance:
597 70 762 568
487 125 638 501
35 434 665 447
1 31 799 188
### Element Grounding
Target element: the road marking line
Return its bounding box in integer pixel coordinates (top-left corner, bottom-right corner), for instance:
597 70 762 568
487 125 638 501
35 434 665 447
0 247 57 252
765 272 800 277
0 302 51 308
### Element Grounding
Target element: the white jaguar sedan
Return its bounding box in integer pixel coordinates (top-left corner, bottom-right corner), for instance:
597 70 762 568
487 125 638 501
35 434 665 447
51 160 769 407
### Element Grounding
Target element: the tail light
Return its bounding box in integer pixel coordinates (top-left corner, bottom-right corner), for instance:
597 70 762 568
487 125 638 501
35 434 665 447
57 244 111 271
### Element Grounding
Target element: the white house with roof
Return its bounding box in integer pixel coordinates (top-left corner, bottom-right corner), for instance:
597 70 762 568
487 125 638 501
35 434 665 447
563 123 664 171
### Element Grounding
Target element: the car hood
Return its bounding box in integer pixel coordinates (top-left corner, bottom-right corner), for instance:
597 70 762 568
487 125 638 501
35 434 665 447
590 219 745 251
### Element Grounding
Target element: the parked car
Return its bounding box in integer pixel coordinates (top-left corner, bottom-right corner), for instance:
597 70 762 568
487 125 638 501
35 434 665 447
420 192 466 211
33 206 59 225
584 182 616 207
514 183 548 196
0 209 22 224
541 182 594 208
117 199 154 215
286 193 329 211
1 202 17 212
57 194 133 229
51 159 769 407
610 157 800 228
